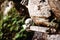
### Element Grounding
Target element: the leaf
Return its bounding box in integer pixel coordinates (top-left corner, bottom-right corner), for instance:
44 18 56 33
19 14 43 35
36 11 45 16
12 20 17 25
0 20 2 29
14 26 19 31
13 33 20 40
0 31 3 38
7 24 11 27
10 26 14 31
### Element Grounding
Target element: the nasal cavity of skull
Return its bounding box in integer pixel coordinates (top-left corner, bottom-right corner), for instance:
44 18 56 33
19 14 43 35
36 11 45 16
40 0 45 2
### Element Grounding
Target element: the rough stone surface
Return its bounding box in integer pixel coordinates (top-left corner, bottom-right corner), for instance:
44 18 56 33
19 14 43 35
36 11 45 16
26 0 60 40
27 0 51 26
47 34 60 40
32 32 60 40
28 0 51 18
27 0 58 27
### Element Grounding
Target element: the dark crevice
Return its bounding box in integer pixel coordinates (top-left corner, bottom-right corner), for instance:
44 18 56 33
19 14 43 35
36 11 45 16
40 0 45 2
12 0 30 18
48 10 55 22
42 0 45 2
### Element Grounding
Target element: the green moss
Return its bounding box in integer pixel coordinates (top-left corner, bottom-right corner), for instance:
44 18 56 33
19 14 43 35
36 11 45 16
0 7 27 40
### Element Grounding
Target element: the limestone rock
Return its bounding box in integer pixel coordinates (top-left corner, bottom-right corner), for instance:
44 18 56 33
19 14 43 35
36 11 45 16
32 32 60 40
28 0 51 18
27 0 51 26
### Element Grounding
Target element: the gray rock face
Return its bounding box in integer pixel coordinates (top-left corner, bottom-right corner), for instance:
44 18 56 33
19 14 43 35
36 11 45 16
32 32 60 40
27 0 52 26
27 0 60 40
47 34 60 40
27 0 59 28
28 0 51 18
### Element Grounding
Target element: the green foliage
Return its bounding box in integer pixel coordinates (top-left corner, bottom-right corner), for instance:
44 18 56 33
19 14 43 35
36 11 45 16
0 8 27 40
